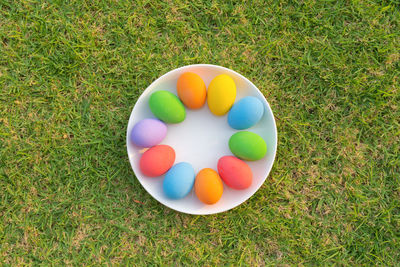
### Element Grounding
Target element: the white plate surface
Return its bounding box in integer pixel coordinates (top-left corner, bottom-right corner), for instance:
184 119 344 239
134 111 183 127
126 64 277 215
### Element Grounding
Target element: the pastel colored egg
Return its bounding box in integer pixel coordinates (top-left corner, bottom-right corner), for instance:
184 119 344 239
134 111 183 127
195 168 223 205
163 162 195 199
229 131 267 161
217 156 252 190
228 96 264 130
207 74 236 116
130 118 167 147
177 72 207 109
139 145 175 177
149 90 186 123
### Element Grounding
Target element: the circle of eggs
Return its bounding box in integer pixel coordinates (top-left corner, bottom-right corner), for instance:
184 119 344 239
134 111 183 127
130 70 269 207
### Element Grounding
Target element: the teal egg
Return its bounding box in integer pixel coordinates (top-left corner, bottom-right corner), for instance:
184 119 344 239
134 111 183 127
228 96 264 130
163 162 195 199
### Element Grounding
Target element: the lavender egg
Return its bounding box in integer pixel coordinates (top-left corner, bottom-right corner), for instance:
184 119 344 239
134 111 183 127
130 118 167 147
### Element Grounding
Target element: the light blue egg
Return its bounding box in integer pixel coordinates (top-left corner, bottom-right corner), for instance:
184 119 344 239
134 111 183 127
163 162 195 199
227 96 264 130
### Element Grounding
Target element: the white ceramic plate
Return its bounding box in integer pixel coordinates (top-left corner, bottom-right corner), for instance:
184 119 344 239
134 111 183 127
126 64 277 215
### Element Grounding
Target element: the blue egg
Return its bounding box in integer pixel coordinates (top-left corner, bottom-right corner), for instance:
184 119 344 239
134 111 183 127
163 162 195 199
227 96 264 130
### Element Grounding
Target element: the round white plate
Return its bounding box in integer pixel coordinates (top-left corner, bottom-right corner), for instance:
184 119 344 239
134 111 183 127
126 64 277 215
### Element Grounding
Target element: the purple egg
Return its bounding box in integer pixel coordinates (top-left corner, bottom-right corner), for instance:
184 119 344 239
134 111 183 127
130 118 167 147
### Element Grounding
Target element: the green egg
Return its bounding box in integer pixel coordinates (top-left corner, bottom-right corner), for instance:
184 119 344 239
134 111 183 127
229 131 267 161
149 90 186 123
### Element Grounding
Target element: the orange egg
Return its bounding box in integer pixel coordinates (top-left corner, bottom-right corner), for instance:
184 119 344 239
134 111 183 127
195 168 223 205
177 72 206 109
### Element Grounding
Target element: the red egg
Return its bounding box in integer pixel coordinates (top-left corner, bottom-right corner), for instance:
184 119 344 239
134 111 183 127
139 145 175 177
217 156 252 189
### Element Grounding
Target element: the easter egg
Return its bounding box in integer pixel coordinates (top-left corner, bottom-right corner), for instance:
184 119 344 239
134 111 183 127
149 90 186 123
195 168 223 205
130 118 167 147
163 162 195 199
217 156 252 190
229 131 267 161
139 145 175 177
177 72 206 109
228 96 264 130
207 74 236 116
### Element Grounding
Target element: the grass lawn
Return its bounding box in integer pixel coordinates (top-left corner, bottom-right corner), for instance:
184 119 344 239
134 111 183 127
1 0 399 265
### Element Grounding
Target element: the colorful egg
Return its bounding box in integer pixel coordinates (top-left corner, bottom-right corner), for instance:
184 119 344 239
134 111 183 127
217 156 252 190
163 162 195 199
139 145 175 177
177 72 207 109
195 168 223 205
149 90 186 123
228 96 264 130
229 131 267 161
130 118 167 147
207 74 236 116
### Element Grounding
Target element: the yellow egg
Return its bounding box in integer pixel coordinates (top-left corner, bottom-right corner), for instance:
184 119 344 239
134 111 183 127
207 74 236 116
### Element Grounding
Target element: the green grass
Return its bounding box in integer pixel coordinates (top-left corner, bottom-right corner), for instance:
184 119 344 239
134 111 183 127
1 0 399 265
